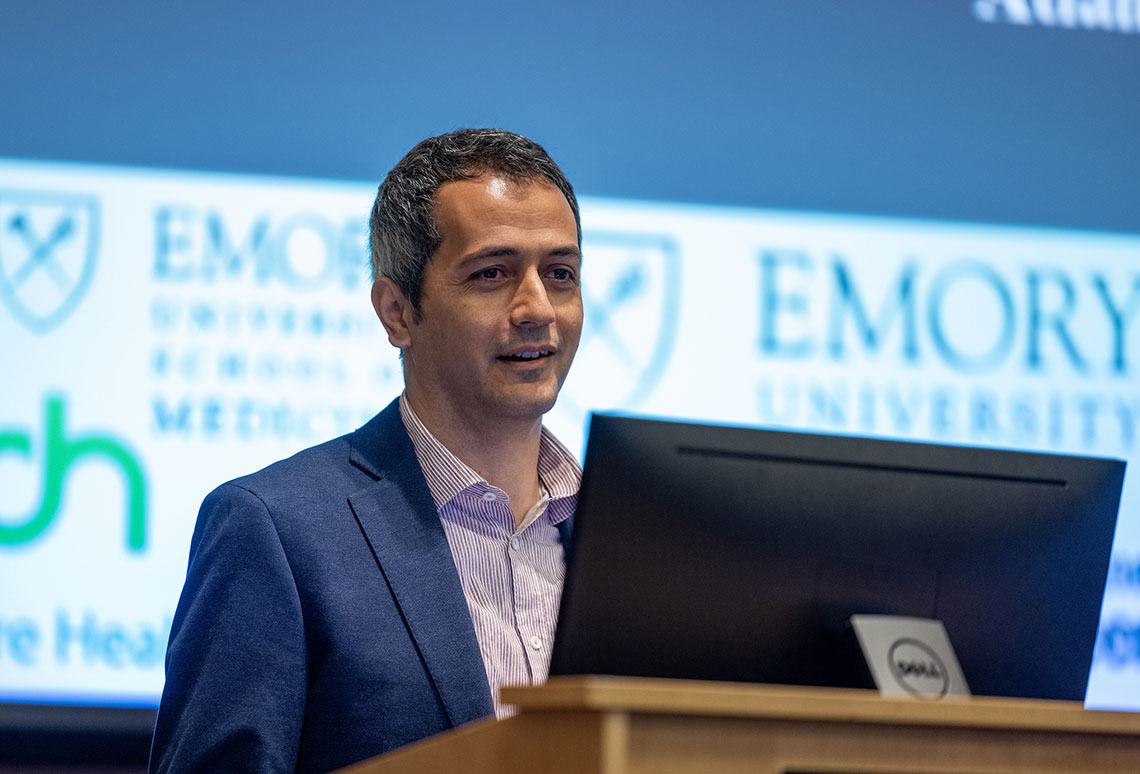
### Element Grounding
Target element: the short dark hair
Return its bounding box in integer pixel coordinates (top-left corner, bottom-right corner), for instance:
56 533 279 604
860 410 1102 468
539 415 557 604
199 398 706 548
369 128 581 312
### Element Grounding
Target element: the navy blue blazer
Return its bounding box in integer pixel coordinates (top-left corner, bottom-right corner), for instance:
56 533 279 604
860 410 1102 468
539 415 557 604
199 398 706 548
149 399 573 773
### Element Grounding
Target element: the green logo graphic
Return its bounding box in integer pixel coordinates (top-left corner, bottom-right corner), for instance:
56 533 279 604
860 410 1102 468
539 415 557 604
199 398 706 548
0 396 147 551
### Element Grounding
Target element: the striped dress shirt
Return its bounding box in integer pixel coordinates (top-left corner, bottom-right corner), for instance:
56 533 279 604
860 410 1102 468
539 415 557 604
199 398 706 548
398 395 580 718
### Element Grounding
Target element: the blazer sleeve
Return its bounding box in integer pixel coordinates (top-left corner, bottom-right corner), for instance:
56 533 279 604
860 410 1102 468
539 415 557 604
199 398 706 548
149 483 308 774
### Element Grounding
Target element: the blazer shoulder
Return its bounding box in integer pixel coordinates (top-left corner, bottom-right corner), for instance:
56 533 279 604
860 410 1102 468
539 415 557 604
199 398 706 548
208 433 369 520
205 399 412 517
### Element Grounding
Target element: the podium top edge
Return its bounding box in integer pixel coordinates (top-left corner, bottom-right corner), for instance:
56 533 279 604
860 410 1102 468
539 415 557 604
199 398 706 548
499 676 1140 735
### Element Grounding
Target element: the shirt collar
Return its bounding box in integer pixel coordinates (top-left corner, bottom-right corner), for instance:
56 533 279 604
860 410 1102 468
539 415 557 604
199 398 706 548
398 393 581 518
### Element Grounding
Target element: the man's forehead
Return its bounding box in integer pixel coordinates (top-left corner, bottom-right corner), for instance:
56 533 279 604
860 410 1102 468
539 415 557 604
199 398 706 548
433 175 573 231
435 172 555 201
484 176 510 197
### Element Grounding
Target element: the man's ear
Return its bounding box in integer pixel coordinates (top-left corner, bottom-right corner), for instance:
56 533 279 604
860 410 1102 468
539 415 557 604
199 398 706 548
371 277 415 349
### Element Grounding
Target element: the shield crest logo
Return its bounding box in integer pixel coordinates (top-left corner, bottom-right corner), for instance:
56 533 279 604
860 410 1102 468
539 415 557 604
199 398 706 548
0 190 100 333
554 230 681 427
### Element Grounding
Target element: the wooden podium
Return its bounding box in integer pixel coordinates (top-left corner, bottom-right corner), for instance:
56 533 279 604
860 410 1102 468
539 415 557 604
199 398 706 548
338 676 1140 774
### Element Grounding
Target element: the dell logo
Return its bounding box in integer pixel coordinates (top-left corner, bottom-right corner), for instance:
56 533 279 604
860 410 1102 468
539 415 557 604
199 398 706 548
896 659 944 680
888 638 951 698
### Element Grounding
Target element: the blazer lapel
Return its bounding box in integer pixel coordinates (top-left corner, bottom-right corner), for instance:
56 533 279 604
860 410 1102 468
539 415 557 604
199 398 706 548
347 402 494 727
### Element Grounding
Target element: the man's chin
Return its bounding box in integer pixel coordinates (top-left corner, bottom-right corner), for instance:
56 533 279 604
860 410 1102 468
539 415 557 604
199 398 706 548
490 386 561 421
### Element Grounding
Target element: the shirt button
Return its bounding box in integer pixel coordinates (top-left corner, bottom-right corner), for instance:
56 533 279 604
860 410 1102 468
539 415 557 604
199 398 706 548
510 537 520 550
529 635 543 650
481 491 496 502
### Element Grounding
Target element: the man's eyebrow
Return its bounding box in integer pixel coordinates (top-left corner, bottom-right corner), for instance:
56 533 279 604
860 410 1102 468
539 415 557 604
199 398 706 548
457 244 581 268
548 245 582 260
454 247 518 271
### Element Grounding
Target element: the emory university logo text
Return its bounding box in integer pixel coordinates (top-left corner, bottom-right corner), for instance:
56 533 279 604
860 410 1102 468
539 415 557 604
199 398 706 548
0 190 99 333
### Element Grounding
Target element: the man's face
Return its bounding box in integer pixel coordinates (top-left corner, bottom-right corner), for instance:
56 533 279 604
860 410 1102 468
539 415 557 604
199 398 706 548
387 174 582 434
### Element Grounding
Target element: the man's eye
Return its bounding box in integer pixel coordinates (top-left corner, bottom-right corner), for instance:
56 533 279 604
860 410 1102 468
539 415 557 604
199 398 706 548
550 268 575 282
472 267 501 280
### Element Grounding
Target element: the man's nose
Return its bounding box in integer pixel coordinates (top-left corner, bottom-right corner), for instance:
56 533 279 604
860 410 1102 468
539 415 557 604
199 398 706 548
510 268 556 327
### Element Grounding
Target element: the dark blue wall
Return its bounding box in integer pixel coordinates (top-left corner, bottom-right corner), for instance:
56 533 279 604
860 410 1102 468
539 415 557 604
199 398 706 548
3 0 1138 232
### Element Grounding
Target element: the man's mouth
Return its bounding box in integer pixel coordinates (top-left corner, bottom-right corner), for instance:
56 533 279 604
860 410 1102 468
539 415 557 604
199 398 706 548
498 349 554 363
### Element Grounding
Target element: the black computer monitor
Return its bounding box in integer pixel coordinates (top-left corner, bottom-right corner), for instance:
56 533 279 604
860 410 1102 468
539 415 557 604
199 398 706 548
550 414 1125 701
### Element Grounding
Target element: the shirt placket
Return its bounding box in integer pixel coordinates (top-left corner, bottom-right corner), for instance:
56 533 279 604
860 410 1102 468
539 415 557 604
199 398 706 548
467 484 533 691
509 517 554 682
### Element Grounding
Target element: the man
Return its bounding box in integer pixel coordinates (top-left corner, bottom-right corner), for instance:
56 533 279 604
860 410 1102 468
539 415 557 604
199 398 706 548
149 129 584 773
